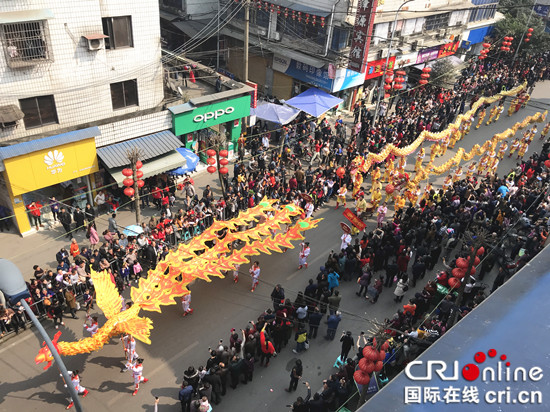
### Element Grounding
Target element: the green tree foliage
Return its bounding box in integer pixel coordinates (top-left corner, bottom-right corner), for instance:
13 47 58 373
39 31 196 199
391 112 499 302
494 0 550 55
430 59 459 88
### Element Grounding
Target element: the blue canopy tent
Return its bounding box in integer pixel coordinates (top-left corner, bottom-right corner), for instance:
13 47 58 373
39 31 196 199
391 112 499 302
285 88 343 118
168 147 199 175
251 101 301 125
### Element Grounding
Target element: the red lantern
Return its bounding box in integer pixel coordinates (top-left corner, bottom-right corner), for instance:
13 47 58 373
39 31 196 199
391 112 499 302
354 370 371 386
358 358 372 372
207 166 216 174
476 246 485 256
137 180 145 188
396 70 406 76
448 277 461 289
500 46 507 51
393 84 403 90
136 170 144 179
123 178 134 187
219 167 229 175
482 42 491 48
206 157 216 165
526 33 532 37
384 93 391 98
135 160 143 169
452 268 466 279
206 149 217 157
508 37 514 41
385 184 395 194
456 257 468 269
124 187 135 197
219 149 229 157
385 70 394 77
474 256 481 266
421 73 430 79
479 55 487 60
528 28 534 33
385 77 393 83
336 167 346 179
544 159 550 168
503 36 509 41
379 350 386 361
381 341 389 351
384 84 392 91
321 16 325 27
422 67 431 73
297 11 301 22
277 5 281 14
122 168 133 177
419 79 428 85
219 158 229 166
395 76 405 83
374 361 384 372
292 10 295 20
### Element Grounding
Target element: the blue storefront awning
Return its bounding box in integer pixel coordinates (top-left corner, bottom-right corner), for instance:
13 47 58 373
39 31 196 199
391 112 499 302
286 88 343 117
467 26 493 45
168 148 199 175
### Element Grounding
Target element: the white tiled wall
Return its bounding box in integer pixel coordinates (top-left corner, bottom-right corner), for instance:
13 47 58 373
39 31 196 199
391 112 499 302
96 110 172 147
0 0 164 143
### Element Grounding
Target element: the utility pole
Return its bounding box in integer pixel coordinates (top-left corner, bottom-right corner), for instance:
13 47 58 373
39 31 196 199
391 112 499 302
216 0 220 70
244 0 250 81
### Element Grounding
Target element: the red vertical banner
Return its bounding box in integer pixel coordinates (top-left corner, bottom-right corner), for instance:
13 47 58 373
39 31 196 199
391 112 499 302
245 81 258 108
348 0 378 73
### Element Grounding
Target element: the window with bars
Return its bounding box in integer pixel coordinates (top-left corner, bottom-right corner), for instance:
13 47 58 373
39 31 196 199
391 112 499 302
425 13 450 31
102 16 133 49
19 95 58 129
110 80 138 110
1 20 51 68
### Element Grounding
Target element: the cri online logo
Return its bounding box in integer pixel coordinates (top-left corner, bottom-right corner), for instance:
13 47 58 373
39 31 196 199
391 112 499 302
405 349 543 382
44 150 64 166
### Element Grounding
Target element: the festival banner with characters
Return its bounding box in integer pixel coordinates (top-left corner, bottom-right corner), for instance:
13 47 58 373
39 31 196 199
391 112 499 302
343 208 367 231
365 56 396 80
438 41 460 59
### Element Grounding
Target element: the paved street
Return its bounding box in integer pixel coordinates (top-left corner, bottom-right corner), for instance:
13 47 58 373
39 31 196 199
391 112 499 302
0 81 548 411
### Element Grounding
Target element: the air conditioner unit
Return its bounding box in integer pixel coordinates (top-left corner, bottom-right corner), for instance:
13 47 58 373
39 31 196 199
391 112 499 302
437 28 446 39
83 34 108 51
250 26 267 37
415 39 424 49
378 49 388 59
271 31 281 41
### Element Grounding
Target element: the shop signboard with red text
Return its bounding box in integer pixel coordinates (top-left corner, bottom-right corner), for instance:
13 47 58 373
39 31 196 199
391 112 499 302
348 0 378 73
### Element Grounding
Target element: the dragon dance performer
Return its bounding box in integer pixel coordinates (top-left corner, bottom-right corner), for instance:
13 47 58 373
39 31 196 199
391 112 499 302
508 97 518 117
453 166 463 183
477 153 490 175
442 175 453 192
448 129 459 149
508 138 520 157
335 186 347 209
439 134 450 157
351 169 363 198
540 122 550 141
371 166 381 185
475 107 486 129
129 358 149 396
371 187 382 208
181 292 193 316
383 159 394 182
430 142 440 162
397 156 406 175
464 116 473 135
121 334 139 372
517 140 529 160
486 105 499 125
466 162 477 181
298 242 310 270
497 141 508 160
487 151 498 177
62 370 89 410
250 261 261 292
415 148 425 172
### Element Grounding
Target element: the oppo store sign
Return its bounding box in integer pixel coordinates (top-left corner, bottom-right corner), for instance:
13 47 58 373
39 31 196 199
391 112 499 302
193 106 235 123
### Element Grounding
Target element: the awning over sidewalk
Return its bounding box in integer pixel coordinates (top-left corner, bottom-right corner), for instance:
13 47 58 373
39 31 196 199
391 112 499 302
251 101 301 125
285 88 343 117
97 130 187 185
96 130 181 168
108 150 188 185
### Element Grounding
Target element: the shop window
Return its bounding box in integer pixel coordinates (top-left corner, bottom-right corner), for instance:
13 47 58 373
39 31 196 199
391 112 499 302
102 16 133 49
19 95 58 129
110 80 139 110
0 20 52 68
425 13 450 31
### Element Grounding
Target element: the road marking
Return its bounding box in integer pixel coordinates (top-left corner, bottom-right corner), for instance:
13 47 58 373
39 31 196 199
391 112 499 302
107 340 199 406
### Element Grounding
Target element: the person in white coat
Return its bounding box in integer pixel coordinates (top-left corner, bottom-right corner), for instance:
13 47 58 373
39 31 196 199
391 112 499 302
181 292 193 316
298 242 310 269
340 232 352 251
393 275 409 303
121 334 139 372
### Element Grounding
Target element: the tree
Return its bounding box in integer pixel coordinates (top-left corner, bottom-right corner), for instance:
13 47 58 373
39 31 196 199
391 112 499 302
494 0 550 55
126 148 142 225
430 59 459 88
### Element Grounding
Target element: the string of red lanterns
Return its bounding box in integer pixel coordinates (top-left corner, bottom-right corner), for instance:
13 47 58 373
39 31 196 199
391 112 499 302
419 66 431 85
525 27 533 43
500 36 514 52
122 160 144 197
393 70 406 90
245 1 323 26
206 149 217 174
479 42 491 60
